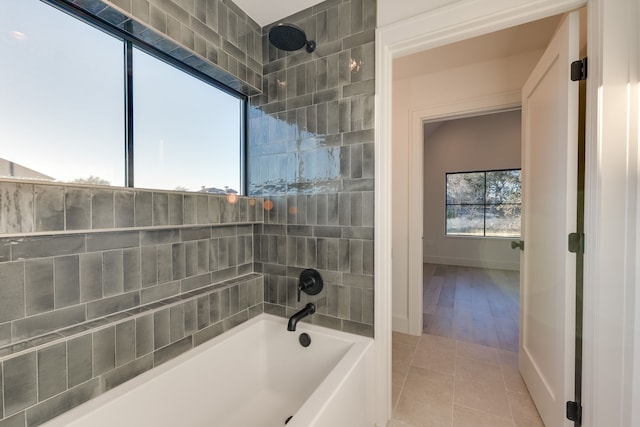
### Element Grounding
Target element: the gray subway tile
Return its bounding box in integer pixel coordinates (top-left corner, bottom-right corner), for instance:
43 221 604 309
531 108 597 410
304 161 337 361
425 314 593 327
0 412 25 427
11 235 85 260
172 243 186 281
116 320 136 367
103 250 124 297
197 240 209 274
197 295 210 330
80 252 103 302
123 247 141 292
350 287 363 322
0 322 11 346
86 291 140 319
223 310 248 331
103 354 153 392
13 305 85 341
170 304 185 342
93 326 115 376
154 309 170 350
37 342 67 400
185 241 198 277
342 319 373 337
153 193 169 226
181 273 212 292
184 298 197 335
0 182 34 234
114 190 135 228
157 244 173 284
25 378 101 427
135 314 154 357
343 273 374 289
141 229 180 246
140 246 157 287
193 321 223 346
362 288 374 324
140 280 180 304
181 227 211 241
134 191 153 227
154 335 192 366
87 231 139 252
67 334 92 388
0 239 10 263
54 255 80 309
0 261 25 323
363 240 374 275
184 194 197 224
34 185 64 232
3 352 37 416
209 291 220 323
65 187 91 230
168 193 184 225
91 189 115 229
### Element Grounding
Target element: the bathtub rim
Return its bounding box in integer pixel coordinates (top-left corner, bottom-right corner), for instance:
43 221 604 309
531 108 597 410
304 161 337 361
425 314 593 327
42 313 373 426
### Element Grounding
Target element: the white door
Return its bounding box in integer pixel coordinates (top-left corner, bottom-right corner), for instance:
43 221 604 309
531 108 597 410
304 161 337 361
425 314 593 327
519 11 580 427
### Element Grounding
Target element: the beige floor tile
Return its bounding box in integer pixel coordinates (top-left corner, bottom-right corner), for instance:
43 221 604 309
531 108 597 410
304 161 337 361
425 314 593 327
507 391 545 427
412 337 456 376
402 366 455 401
393 342 416 386
394 393 453 427
498 349 519 369
393 383 403 410
453 404 514 427
501 364 529 395
454 357 512 419
389 421 417 427
456 341 500 365
395 365 455 426
394 331 421 347
418 333 457 352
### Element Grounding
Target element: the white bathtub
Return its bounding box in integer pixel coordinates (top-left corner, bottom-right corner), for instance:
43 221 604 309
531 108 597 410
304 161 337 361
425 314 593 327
44 313 375 427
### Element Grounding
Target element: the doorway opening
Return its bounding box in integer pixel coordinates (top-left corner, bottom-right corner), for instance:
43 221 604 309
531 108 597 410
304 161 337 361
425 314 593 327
394 9 577 419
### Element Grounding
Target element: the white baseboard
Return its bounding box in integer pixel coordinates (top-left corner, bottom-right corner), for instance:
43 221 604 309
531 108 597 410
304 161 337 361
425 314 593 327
392 315 409 334
423 256 520 271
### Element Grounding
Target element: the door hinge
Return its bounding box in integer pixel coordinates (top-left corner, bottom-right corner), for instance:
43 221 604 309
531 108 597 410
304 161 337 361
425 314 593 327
566 401 582 424
571 57 588 81
568 232 585 254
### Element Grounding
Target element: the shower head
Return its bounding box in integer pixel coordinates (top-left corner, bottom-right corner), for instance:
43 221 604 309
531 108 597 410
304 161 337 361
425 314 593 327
268 23 316 53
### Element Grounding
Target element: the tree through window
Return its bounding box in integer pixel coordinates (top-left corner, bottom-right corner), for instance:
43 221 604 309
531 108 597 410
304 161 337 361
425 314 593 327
446 169 521 237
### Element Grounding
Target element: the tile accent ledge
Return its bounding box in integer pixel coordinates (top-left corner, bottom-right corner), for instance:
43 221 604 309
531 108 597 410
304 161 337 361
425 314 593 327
0 273 263 360
0 179 265 235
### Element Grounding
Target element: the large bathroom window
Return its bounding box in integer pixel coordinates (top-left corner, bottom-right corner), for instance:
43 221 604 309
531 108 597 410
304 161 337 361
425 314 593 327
0 0 245 193
0 0 125 185
446 169 521 237
133 49 242 193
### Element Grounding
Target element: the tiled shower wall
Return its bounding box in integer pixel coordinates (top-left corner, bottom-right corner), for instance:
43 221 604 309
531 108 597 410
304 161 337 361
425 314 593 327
0 181 264 426
249 0 376 337
74 0 263 94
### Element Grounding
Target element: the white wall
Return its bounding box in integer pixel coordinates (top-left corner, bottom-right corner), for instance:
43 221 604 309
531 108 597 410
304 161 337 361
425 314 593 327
391 50 542 331
423 111 521 270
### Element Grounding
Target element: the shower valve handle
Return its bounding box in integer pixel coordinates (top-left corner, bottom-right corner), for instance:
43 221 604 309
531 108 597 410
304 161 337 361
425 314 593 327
298 269 324 302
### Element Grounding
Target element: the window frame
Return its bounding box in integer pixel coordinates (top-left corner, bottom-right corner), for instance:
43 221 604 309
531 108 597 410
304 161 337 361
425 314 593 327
42 0 248 194
445 168 521 238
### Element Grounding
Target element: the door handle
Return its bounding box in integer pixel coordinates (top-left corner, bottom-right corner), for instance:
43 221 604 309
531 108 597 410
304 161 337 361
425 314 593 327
511 240 524 251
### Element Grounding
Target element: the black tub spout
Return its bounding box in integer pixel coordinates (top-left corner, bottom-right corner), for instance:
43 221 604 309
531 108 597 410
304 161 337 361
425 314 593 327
287 303 316 331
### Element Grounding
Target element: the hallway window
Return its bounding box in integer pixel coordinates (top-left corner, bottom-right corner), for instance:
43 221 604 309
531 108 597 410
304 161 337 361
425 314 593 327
446 169 521 237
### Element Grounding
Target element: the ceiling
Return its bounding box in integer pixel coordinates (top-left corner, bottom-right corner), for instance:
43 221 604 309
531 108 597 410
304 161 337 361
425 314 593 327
233 0 325 27
393 14 562 81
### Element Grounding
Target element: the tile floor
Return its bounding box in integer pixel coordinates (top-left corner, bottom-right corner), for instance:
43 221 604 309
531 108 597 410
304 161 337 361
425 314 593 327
390 265 544 427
